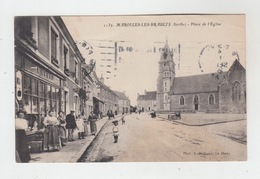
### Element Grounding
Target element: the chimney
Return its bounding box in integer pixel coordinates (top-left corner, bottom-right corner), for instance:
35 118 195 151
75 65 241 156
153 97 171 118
145 89 147 95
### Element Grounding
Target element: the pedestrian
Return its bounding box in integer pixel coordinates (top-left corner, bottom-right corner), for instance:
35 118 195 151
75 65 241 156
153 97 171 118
76 114 85 139
65 110 77 142
121 113 125 125
43 110 60 151
82 113 89 136
88 111 97 136
112 120 119 143
57 111 67 147
15 110 31 162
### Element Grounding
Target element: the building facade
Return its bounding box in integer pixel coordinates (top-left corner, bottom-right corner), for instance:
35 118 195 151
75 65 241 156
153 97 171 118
156 40 175 111
96 76 118 115
168 62 246 113
137 91 157 112
15 16 86 128
113 91 131 114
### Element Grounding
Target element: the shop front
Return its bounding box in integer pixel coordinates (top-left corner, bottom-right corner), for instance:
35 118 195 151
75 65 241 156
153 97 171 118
15 48 66 130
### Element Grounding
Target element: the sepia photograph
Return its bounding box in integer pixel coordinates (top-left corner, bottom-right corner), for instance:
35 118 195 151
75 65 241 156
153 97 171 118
14 14 247 163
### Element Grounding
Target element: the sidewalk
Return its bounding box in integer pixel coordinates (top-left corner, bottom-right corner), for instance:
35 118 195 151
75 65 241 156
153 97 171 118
30 117 109 163
157 113 246 126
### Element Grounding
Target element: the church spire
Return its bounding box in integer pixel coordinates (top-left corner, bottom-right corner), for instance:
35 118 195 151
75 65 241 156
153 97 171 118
161 38 173 61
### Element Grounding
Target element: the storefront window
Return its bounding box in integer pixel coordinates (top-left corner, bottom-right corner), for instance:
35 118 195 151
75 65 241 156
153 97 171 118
32 96 38 114
39 82 45 98
47 85 51 99
24 94 31 113
46 99 50 112
39 98 45 114
24 76 31 94
31 78 38 95
56 88 60 100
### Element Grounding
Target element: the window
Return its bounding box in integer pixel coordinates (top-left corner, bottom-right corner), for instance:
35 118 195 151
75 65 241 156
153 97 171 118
51 28 58 61
180 96 185 105
63 45 68 70
75 61 78 78
209 94 215 105
50 22 59 67
232 81 241 101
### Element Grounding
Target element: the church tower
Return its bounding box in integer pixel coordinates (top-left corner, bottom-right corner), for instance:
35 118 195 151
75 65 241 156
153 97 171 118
156 39 175 111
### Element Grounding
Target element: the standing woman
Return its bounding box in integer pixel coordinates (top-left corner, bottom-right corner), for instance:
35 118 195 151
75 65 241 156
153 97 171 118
43 111 60 151
15 110 31 162
88 111 97 136
82 113 89 136
57 111 67 147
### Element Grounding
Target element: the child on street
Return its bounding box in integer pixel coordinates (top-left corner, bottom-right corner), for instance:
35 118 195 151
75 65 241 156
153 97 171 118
121 113 125 125
112 120 119 143
76 114 85 139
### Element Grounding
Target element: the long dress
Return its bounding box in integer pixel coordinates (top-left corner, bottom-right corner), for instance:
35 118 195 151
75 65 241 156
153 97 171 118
43 116 60 151
89 114 97 134
76 118 84 133
15 118 31 163
57 116 67 144
83 116 89 136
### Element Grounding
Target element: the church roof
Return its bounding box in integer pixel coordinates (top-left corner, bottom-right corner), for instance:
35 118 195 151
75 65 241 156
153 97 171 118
137 91 157 100
113 91 129 100
169 72 227 95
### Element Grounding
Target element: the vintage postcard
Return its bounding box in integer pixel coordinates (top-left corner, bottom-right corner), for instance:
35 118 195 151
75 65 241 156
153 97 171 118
14 14 246 163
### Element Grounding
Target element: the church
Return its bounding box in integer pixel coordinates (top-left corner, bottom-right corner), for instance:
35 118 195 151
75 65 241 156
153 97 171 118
156 41 246 114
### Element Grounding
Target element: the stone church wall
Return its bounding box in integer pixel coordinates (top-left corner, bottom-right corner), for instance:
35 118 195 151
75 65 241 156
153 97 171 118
219 67 246 113
170 91 219 113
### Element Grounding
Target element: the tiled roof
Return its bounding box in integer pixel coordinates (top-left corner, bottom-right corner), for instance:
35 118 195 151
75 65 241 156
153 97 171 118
137 91 157 100
113 91 129 100
169 72 227 95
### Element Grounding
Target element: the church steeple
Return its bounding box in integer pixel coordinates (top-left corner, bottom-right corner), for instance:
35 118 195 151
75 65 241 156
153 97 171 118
157 39 176 111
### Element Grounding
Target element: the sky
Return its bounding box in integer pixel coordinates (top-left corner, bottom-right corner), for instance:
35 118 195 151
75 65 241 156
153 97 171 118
62 15 245 106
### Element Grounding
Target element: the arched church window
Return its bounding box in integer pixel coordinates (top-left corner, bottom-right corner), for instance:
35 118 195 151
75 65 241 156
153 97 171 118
232 81 241 101
180 96 185 105
209 94 215 105
194 95 199 104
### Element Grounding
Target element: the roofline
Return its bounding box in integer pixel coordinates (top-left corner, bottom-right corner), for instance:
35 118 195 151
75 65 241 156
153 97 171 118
170 91 219 95
175 71 228 79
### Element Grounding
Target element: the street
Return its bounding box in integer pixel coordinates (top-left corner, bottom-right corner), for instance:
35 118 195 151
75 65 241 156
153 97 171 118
80 113 247 162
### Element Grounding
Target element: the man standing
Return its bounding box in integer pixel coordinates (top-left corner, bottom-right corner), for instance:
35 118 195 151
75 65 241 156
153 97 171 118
65 110 77 142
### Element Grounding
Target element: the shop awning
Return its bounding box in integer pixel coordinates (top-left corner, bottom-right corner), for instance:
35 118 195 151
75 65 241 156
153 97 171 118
93 97 104 104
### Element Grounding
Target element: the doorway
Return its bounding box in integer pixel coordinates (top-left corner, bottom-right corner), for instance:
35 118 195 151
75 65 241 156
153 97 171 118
194 95 199 110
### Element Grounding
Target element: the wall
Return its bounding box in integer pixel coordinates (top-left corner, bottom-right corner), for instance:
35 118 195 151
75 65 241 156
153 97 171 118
38 17 49 59
170 91 219 112
219 66 246 113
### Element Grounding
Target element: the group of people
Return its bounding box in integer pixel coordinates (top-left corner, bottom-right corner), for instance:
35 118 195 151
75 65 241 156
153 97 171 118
15 109 99 162
43 110 98 151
